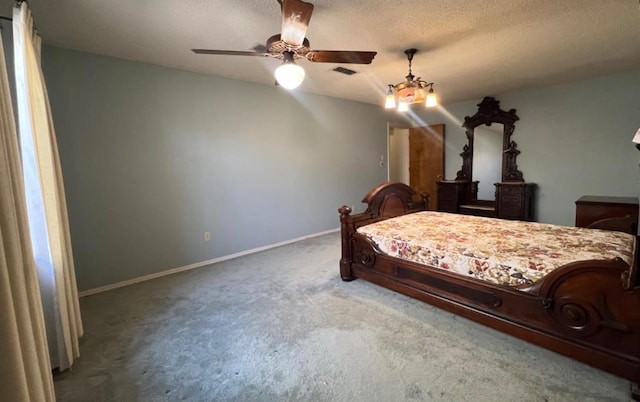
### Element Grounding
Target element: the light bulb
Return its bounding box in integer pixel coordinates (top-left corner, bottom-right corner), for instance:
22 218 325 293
275 63 305 89
385 93 396 109
426 89 438 107
397 102 409 112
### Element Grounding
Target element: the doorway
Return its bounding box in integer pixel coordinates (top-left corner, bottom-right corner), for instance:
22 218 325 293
388 124 445 210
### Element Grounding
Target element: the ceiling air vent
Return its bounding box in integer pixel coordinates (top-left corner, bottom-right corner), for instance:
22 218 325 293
333 67 357 75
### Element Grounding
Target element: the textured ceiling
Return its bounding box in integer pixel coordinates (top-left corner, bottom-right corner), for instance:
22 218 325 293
2 0 640 106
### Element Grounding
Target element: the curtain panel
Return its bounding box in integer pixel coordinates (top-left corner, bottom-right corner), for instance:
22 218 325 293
0 25 56 402
13 1 83 371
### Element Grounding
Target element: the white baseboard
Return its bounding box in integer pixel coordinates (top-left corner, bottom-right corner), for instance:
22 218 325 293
78 228 340 297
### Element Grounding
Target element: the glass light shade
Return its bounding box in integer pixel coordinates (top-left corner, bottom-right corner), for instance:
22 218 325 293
413 87 426 103
275 63 305 89
385 93 396 109
426 91 438 107
397 87 415 104
397 102 409 112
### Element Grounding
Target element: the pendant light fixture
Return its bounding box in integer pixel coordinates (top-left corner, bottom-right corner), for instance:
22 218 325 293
385 48 437 112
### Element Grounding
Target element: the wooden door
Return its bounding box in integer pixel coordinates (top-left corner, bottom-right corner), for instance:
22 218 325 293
409 124 445 210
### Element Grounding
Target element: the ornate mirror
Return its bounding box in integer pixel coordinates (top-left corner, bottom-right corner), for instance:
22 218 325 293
437 96 533 220
472 123 503 200
455 96 523 205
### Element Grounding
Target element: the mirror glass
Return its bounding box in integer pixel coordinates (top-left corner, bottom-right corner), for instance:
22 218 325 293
472 123 503 200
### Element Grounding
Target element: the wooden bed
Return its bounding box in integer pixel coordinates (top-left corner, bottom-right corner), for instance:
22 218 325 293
339 182 640 399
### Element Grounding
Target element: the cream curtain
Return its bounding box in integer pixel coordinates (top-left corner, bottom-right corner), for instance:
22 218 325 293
0 26 56 402
13 2 83 371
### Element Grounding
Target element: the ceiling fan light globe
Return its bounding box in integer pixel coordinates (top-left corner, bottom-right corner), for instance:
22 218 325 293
275 63 306 89
397 102 409 112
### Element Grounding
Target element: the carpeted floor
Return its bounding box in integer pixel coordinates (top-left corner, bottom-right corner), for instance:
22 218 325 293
54 232 633 401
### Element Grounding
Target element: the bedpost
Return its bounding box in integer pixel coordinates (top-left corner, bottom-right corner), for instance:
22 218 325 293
420 192 430 210
623 249 640 290
339 205 355 281
620 235 639 290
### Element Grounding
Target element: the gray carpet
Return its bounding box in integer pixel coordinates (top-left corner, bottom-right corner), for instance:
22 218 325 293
54 232 633 401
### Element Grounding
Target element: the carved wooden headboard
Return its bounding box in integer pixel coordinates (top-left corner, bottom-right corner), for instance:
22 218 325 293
361 182 428 220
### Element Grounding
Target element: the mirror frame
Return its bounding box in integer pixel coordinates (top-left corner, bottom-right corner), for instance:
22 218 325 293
455 97 524 192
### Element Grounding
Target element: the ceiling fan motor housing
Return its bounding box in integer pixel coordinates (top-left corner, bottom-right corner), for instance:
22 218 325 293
267 34 311 58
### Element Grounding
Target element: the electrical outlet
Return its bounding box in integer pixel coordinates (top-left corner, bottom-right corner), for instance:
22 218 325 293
204 232 211 241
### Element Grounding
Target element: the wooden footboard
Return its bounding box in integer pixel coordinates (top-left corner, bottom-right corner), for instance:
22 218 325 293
339 182 640 397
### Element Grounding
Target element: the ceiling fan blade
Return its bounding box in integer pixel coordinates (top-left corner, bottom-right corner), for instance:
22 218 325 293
281 0 314 47
306 51 377 64
192 49 270 57
252 44 268 53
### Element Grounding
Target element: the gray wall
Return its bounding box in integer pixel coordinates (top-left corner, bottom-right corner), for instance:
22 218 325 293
42 46 390 291
42 44 640 291
408 70 640 225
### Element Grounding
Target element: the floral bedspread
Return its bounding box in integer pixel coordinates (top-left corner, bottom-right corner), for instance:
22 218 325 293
356 211 635 287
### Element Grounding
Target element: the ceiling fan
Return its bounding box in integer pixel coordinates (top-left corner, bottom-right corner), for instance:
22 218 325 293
191 0 377 89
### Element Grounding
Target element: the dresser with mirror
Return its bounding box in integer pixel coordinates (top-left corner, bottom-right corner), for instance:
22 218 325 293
437 97 535 221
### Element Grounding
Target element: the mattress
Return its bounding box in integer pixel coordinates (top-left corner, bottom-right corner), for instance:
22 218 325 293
356 211 635 287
